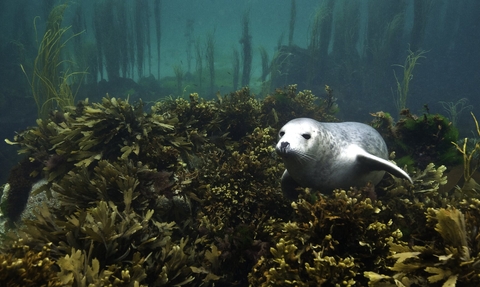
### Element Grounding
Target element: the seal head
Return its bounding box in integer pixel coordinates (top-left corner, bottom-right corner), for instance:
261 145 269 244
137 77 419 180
276 118 412 199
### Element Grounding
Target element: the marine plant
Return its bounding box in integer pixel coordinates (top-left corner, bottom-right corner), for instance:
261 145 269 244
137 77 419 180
409 0 434 51
307 1 333 87
288 0 296 46
205 32 215 95
367 10 405 73
329 0 361 89
173 64 184 96
0 240 62 286
262 84 338 126
392 48 427 114
2 85 336 285
250 159 451 286
231 48 240 91
194 38 203 90
286 0 296 47
452 112 480 192
365 205 480 286
439 97 472 127
249 189 385 286
269 47 295 87
371 110 461 169
154 0 162 79
93 0 135 80
3 95 189 222
116 0 131 78
185 19 195 73
191 126 291 283
135 0 150 77
5 84 477 285
240 10 252 87
258 46 270 83
21 4 84 119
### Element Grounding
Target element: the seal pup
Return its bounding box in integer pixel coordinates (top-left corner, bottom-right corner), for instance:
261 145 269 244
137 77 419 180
276 118 413 199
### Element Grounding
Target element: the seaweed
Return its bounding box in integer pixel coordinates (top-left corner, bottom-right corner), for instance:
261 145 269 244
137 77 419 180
249 188 394 286
392 48 427 114
452 112 480 193
3 85 477 285
0 241 62 286
21 3 85 119
365 207 480 286
371 110 461 169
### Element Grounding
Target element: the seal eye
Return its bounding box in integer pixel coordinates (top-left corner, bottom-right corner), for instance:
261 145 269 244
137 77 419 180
279 131 285 137
302 133 311 139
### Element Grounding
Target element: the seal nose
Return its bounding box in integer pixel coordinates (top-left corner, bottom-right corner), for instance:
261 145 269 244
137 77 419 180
278 141 290 154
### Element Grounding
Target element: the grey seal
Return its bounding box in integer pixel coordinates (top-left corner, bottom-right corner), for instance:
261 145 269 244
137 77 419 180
276 118 413 199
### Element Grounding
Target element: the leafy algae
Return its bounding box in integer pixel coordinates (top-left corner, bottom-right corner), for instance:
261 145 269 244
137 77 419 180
1 85 480 286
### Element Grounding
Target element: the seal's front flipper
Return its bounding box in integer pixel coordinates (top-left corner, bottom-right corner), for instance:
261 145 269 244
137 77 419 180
281 170 301 200
356 148 413 184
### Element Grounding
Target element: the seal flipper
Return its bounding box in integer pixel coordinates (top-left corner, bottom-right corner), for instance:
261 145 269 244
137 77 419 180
356 148 413 184
281 170 302 200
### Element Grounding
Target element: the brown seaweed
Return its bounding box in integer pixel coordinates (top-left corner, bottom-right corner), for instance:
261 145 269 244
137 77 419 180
2 85 477 286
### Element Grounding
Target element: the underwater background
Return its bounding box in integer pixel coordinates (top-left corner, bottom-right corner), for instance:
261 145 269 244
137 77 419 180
1 0 480 286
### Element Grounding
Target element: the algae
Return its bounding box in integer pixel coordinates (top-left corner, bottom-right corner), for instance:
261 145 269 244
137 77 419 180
1 85 479 286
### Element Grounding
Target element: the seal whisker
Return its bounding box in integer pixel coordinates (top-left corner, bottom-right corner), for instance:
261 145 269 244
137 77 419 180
290 149 315 164
297 152 315 163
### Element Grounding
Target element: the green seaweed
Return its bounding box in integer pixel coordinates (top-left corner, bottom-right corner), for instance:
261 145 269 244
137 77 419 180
372 110 462 169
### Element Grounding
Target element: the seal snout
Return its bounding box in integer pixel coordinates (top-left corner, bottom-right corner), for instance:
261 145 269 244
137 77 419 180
276 141 290 155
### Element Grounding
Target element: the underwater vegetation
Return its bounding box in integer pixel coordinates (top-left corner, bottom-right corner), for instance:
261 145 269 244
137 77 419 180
1 84 480 286
391 48 427 115
0 85 330 286
439 98 473 128
451 113 480 193
371 109 461 169
21 4 85 120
